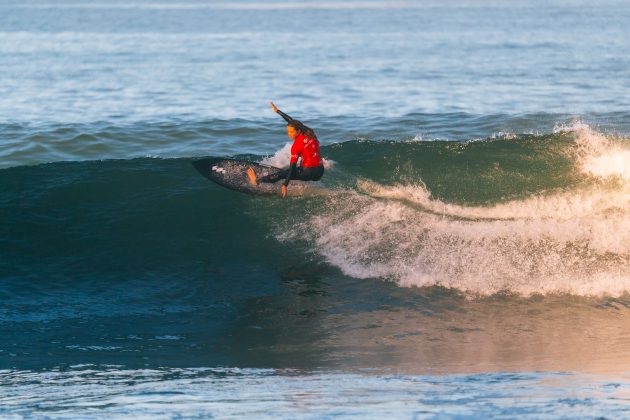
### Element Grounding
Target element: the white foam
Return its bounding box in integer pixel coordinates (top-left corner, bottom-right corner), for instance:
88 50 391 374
490 131 516 140
261 143 293 168
557 121 630 182
306 191 630 296
357 179 630 223
291 124 630 297
261 143 335 169
553 120 592 134
582 151 630 181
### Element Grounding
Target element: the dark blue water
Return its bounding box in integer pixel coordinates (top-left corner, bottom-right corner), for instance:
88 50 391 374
2 0 630 417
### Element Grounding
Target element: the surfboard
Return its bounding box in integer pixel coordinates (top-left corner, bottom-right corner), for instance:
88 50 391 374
192 157 284 195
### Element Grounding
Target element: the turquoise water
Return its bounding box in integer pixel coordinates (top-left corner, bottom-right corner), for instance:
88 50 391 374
1 0 630 417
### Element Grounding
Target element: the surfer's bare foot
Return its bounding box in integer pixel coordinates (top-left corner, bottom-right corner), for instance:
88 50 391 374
246 167 257 186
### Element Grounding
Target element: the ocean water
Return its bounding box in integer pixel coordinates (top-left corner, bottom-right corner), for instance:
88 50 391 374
1 0 630 417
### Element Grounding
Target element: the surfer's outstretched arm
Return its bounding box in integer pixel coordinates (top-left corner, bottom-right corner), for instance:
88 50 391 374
270 101 293 123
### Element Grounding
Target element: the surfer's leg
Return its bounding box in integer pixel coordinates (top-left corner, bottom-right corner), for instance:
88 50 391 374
291 166 324 181
258 169 289 184
258 166 323 184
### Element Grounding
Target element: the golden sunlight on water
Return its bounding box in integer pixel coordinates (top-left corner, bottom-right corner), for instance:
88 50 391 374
320 295 630 374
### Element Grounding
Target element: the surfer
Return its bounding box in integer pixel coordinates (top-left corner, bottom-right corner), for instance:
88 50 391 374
247 101 324 198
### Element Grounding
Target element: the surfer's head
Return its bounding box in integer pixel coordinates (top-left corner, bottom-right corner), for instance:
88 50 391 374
287 124 297 140
287 120 317 141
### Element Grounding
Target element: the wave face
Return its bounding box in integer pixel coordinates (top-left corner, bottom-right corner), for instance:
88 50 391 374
2 122 628 302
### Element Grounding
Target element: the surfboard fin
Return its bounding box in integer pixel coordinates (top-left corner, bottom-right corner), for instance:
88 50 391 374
246 167 258 186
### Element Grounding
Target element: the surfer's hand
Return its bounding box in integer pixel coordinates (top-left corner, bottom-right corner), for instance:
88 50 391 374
281 185 287 198
270 101 278 113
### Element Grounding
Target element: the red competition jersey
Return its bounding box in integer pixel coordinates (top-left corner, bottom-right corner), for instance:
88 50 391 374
290 133 322 167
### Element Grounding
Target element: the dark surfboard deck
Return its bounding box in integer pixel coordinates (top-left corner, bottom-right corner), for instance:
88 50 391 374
192 157 284 195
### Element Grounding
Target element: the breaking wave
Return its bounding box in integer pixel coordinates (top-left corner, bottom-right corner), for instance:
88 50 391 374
286 123 630 296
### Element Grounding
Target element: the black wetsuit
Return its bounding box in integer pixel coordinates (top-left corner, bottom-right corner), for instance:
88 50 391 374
261 109 324 186
259 165 325 185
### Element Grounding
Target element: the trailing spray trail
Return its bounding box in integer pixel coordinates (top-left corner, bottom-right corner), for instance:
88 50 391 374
283 123 630 296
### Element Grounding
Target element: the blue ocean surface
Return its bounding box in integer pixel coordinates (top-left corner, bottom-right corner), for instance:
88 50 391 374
1 0 630 417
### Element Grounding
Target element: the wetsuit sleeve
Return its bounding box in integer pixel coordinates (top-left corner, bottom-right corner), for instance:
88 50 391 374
284 163 297 187
276 109 293 123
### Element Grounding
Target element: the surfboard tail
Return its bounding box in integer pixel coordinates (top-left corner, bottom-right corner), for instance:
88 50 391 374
192 158 284 195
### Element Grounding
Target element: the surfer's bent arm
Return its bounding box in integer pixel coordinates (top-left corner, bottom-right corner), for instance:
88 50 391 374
284 163 297 187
